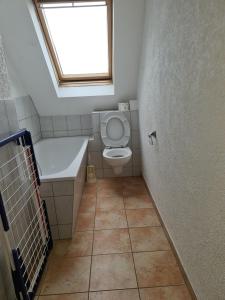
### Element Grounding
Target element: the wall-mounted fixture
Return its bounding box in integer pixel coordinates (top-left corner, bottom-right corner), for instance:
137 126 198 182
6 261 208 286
101 111 132 174
148 131 157 145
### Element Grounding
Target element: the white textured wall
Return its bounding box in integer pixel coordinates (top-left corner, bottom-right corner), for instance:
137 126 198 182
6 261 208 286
138 1 225 299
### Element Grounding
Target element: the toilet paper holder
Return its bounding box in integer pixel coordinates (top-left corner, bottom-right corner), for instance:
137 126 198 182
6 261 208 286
148 131 157 145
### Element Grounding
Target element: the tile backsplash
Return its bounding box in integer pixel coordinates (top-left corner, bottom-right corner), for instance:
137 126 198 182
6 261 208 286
39 110 141 178
14 95 41 144
40 114 92 138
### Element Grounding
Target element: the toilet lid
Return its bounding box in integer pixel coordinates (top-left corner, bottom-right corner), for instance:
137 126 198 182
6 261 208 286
101 112 130 147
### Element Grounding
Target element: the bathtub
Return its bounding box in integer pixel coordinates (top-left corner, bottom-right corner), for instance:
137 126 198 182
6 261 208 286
34 137 89 240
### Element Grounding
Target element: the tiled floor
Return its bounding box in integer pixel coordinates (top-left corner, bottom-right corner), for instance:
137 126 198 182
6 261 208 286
36 177 192 300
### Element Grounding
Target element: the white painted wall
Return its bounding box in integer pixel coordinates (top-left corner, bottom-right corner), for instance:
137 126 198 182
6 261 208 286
138 1 225 299
0 0 145 115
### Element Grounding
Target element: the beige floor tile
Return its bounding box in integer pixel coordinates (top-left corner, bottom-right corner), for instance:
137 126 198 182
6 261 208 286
97 179 123 197
123 176 144 185
96 196 124 211
97 187 123 198
97 181 122 191
95 210 127 229
38 293 88 300
93 228 131 255
40 256 91 294
126 209 160 227
69 231 93 256
124 195 153 209
134 251 184 288
76 212 95 231
79 196 96 213
90 253 137 291
129 227 170 252
50 231 93 257
140 285 192 300
89 289 139 300
83 184 97 197
51 240 71 257
123 184 148 197
98 178 123 187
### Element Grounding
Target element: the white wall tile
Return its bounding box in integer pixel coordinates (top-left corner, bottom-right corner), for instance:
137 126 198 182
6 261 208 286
67 115 81 130
40 182 53 197
96 169 104 178
122 168 133 177
68 129 82 136
14 96 41 144
44 197 57 225
58 224 72 239
88 133 102 151
52 116 67 131
102 155 110 169
32 134 41 144
81 114 92 130
89 151 103 169
40 116 53 131
124 111 131 124
133 149 142 166
14 97 26 120
82 129 92 136
42 131 54 138
132 130 141 149
55 195 73 224
92 112 100 133
103 168 117 178
50 225 59 240
52 181 74 196
133 165 142 176
131 110 139 130
54 130 68 137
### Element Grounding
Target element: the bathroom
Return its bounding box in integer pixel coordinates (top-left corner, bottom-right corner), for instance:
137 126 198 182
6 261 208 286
0 0 225 299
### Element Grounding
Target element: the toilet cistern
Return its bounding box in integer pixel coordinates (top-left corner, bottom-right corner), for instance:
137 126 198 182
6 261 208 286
100 111 132 175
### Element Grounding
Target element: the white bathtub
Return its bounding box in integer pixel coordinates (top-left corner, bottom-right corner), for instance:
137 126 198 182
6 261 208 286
34 137 89 240
34 136 89 181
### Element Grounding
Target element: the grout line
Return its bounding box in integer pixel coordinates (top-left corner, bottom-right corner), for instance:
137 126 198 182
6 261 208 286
39 177 190 298
88 183 98 300
122 189 141 300
91 249 171 257
89 283 187 294
75 225 162 233
39 283 188 298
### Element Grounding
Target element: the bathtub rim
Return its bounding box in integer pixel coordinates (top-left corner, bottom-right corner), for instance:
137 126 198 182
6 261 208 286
34 136 89 182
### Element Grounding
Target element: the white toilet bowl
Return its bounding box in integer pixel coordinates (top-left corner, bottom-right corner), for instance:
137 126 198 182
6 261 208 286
103 147 132 175
101 111 132 175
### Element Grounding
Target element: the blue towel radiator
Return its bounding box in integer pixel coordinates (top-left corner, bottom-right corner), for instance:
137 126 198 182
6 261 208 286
0 129 53 300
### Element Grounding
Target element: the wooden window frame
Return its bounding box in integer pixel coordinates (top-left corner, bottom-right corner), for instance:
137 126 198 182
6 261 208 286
33 0 113 86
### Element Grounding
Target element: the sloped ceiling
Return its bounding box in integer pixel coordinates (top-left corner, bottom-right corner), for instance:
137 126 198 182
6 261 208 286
0 0 145 115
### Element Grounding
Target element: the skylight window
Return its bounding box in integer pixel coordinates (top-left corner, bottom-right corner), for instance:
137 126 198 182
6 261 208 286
33 0 113 85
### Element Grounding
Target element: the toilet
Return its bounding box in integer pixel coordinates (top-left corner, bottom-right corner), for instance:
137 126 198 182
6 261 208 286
100 111 132 175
